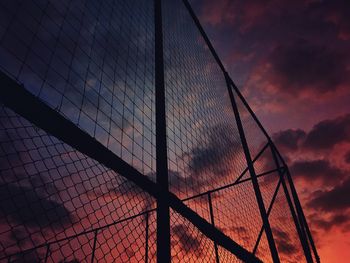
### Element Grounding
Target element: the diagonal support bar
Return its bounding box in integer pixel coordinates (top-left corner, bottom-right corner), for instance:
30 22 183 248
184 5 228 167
228 73 320 262
224 72 280 263
0 70 261 263
253 177 282 255
181 0 226 73
173 1 319 260
273 147 320 263
270 144 314 263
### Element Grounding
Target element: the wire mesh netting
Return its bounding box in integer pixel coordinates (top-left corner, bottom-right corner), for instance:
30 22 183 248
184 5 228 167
211 181 262 252
254 231 273 263
170 209 218 262
0 0 318 262
0 96 311 262
0 105 156 262
0 0 156 176
163 0 247 200
269 189 306 263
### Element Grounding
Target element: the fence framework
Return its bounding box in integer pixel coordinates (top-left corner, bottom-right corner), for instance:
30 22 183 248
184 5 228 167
0 0 319 262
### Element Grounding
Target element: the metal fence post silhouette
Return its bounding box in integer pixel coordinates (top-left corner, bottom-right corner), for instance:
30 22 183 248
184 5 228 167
269 144 314 262
154 0 171 262
0 0 319 262
225 75 280 263
208 192 220 263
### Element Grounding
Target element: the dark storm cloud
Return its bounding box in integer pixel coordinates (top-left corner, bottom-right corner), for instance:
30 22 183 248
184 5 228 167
135 124 243 196
0 108 61 193
269 39 349 95
189 1 350 256
344 151 350 164
172 224 202 255
0 183 74 228
273 129 306 152
231 226 247 235
290 159 346 184
272 114 350 153
146 170 196 189
303 114 350 150
273 229 298 255
193 0 309 31
311 0 350 40
187 124 241 177
230 226 249 240
1 0 152 138
310 213 350 231
307 178 350 212
100 169 195 200
0 108 75 230
10 250 42 263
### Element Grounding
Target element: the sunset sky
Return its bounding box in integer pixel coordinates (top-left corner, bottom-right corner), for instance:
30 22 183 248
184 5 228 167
0 0 349 262
190 0 350 262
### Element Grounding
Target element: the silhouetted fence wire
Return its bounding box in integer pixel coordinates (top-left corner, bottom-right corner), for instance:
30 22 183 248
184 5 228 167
0 0 319 262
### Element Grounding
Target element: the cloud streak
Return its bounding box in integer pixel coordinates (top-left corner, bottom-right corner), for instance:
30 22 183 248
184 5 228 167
273 113 350 152
268 39 349 95
307 178 350 212
187 124 242 178
0 183 74 229
172 224 202 255
290 159 346 184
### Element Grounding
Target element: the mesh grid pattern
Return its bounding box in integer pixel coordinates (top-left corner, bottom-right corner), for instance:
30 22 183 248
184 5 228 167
253 146 277 176
0 101 311 261
163 0 248 200
255 231 273 263
0 105 154 261
258 172 280 212
170 209 217 263
0 0 156 176
0 0 317 262
212 182 263 252
234 92 269 159
269 187 306 263
44 233 94 263
218 246 241 263
92 215 149 263
183 195 211 222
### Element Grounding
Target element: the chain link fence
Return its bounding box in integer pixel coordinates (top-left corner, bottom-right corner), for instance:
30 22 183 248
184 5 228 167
0 0 319 262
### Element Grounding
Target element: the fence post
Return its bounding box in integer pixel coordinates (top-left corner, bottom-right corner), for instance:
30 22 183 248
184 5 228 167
274 148 320 263
227 70 319 262
145 212 149 263
154 0 171 262
224 73 280 263
269 144 314 262
208 193 220 263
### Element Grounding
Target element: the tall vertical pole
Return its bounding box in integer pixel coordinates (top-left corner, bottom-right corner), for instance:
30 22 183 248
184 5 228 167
145 212 149 263
154 0 171 262
224 73 280 263
208 193 220 263
285 171 320 262
287 169 319 262
270 145 314 263
163 1 317 262
273 147 320 263
229 70 320 262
